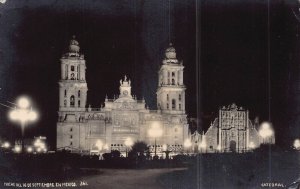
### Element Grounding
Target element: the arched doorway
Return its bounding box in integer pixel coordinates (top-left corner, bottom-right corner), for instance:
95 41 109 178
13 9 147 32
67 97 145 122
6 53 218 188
229 140 236 152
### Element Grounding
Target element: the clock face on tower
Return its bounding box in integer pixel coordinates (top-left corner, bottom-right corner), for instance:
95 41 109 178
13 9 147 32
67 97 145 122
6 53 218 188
123 90 128 96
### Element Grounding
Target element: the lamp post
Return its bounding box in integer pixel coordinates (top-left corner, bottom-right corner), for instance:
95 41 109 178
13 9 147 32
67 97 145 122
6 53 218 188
258 122 274 144
148 122 163 158
124 137 133 157
9 97 38 153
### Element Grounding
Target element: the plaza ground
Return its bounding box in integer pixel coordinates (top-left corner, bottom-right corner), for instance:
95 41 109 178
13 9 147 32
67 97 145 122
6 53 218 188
1 150 300 189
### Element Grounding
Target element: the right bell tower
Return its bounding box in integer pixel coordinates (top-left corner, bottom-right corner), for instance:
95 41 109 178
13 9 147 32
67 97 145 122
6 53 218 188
156 43 186 114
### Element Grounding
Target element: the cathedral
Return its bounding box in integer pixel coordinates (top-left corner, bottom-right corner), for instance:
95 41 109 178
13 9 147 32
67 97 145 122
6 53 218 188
56 37 275 155
56 37 189 156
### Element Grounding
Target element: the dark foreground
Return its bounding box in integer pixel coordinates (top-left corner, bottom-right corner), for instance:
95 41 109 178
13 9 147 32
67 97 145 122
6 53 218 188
0 151 300 189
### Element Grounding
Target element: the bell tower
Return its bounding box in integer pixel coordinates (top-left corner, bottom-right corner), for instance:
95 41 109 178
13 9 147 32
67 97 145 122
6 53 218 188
156 43 186 114
58 36 88 112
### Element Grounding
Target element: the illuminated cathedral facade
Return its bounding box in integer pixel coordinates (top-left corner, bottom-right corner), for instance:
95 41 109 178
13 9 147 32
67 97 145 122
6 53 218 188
56 37 189 156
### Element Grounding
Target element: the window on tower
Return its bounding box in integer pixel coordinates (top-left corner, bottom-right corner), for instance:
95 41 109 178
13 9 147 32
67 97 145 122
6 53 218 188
172 79 175 85
167 103 169 109
179 94 181 101
70 95 75 107
64 90 67 97
71 66 75 71
172 72 175 77
167 94 169 101
71 73 75 80
78 100 80 107
172 99 176 110
78 90 81 97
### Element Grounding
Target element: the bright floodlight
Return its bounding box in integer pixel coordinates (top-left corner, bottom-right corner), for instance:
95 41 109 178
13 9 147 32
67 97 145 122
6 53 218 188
27 147 33 153
124 137 133 147
37 147 42 153
184 139 192 148
9 110 18 121
18 97 30 109
259 122 274 139
28 111 38 121
294 139 300 149
14 146 21 153
96 140 103 150
2 142 10 148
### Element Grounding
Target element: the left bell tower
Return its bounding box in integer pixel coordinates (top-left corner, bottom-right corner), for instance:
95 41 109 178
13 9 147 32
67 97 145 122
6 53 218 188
58 36 88 112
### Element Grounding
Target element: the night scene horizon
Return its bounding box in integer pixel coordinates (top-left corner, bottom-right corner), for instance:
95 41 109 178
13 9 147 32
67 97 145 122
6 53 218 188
0 0 299 150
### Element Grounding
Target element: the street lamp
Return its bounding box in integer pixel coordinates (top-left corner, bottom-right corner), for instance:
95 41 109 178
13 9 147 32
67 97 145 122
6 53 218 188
148 122 163 157
27 146 33 153
34 138 47 153
124 137 133 157
14 146 21 153
259 122 274 144
294 139 300 150
1 142 10 148
9 97 38 153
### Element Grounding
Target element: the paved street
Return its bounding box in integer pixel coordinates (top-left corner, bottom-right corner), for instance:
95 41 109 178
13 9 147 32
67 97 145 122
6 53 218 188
80 168 188 189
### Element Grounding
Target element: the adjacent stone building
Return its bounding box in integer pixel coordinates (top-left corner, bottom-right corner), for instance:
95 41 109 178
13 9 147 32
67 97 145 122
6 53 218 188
191 103 275 153
56 37 189 156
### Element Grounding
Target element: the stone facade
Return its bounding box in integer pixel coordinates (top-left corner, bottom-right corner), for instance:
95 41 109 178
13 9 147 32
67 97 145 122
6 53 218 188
191 103 275 153
56 38 189 156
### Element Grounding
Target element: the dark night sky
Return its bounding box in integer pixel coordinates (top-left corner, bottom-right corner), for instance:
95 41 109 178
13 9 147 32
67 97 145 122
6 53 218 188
0 0 299 149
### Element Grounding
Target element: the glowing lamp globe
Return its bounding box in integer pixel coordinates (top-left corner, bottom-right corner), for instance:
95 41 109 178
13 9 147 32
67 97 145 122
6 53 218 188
9 110 18 121
14 146 21 153
184 139 192 148
18 97 30 109
294 139 300 149
27 147 33 153
124 137 133 147
29 111 38 121
2 142 10 148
